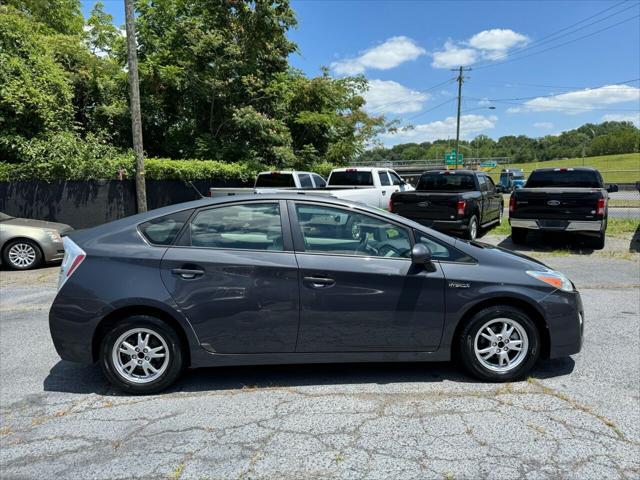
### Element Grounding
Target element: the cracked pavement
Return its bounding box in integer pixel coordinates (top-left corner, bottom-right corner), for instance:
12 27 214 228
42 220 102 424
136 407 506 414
0 252 639 479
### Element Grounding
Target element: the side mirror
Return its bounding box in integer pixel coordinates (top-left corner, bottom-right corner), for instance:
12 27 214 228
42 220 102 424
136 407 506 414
607 184 619 193
411 243 432 265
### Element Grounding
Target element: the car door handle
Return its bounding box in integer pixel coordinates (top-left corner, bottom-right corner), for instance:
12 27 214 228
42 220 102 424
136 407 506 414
303 276 336 289
382 190 387 195
171 268 205 279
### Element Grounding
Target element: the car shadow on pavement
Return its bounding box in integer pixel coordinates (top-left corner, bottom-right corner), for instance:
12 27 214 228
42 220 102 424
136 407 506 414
43 357 575 396
497 232 596 255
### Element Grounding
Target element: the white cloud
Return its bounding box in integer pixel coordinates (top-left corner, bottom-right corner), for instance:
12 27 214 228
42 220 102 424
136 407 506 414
478 97 491 107
363 79 430 114
520 85 640 114
431 41 478 69
431 28 528 69
601 113 640 126
381 114 497 146
533 122 554 129
469 29 529 60
331 36 426 75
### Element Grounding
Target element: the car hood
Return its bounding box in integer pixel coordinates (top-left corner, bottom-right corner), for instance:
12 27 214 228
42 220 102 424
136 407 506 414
3 218 73 234
455 239 549 270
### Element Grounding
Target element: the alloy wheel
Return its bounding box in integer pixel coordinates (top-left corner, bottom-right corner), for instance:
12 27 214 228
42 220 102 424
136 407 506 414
111 328 170 384
8 243 37 268
473 318 529 372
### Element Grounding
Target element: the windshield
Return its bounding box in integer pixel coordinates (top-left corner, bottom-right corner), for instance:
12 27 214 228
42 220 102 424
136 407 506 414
525 170 602 188
417 173 476 191
329 171 373 186
0 212 13 222
255 173 296 188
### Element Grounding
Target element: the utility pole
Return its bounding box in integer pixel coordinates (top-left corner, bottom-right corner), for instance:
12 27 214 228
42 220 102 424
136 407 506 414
451 66 471 168
124 0 147 213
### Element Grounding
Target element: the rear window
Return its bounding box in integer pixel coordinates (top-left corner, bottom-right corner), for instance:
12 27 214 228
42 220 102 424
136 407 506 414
329 171 374 186
255 173 296 188
139 209 192 245
525 170 602 188
417 173 476 191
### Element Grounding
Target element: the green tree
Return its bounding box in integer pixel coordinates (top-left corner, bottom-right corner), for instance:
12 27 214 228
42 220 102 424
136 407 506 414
85 1 119 56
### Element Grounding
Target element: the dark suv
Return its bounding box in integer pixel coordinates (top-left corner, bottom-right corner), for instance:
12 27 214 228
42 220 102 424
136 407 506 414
50 194 583 393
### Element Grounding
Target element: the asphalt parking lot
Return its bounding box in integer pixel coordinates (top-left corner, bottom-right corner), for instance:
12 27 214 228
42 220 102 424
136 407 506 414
1 237 639 479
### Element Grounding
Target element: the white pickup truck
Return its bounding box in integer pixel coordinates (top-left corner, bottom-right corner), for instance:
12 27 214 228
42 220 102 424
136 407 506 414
209 167 413 210
314 167 414 210
209 171 327 198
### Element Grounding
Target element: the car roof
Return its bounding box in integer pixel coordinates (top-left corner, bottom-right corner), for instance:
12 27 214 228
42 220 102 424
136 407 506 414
531 167 598 173
421 169 479 175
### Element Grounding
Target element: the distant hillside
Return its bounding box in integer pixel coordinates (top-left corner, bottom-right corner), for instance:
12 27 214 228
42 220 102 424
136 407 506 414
360 121 640 165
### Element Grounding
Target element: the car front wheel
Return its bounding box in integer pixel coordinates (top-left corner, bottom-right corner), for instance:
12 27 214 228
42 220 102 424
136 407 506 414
3 239 43 270
459 306 540 382
100 316 184 394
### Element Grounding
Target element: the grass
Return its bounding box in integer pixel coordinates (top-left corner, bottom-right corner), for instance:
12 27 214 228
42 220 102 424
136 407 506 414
490 218 639 238
486 152 640 184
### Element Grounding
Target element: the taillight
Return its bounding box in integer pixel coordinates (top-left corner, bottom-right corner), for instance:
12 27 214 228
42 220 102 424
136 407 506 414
457 200 466 216
596 198 606 216
509 195 516 213
58 237 86 291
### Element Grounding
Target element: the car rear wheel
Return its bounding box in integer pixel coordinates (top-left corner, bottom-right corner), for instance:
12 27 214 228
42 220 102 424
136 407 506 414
466 215 478 240
511 227 527 244
3 239 43 270
590 232 605 250
459 306 540 382
100 316 184 394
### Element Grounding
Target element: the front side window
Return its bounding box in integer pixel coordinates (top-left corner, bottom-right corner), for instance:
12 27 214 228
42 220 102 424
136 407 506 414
295 204 411 258
378 171 391 186
416 232 473 262
299 174 313 188
389 171 404 186
190 203 283 251
312 174 326 187
139 209 193 245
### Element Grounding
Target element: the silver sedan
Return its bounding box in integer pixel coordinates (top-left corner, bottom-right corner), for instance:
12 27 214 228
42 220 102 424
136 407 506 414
0 212 73 270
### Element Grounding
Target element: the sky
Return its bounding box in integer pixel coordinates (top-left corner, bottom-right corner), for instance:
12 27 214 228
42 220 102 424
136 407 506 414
81 0 640 147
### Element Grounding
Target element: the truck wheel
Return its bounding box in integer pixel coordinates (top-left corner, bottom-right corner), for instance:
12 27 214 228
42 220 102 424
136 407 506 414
511 227 527 244
591 232 605 250
466 215 478 240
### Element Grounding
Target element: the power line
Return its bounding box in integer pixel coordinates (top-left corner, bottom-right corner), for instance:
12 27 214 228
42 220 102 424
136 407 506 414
366 77 456 113
474 0 638 67
403 97 457 122
473 13 640 71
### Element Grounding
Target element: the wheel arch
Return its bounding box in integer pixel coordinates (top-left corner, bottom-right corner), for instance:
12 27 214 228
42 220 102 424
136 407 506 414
451 296 550 360
92 305 193 366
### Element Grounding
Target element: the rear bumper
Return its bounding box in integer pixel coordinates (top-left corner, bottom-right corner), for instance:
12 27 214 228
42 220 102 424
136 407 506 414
415 218 468 232
510 218 603 232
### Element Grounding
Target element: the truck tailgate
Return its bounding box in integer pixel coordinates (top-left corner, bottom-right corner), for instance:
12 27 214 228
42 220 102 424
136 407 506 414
392 192 459 221
512 188 602 220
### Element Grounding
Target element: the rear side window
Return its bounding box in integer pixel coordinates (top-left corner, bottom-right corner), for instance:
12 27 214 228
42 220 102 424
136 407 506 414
525 170 602 188
299 173 313 188
255 173 296 188
190 203 283 251
378 171 391 186
329 171 374 186
139 209 192 245
478 176 488 192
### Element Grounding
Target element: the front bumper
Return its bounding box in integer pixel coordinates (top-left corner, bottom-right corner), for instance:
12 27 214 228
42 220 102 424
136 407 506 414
541 289 584 358
510 218 603 232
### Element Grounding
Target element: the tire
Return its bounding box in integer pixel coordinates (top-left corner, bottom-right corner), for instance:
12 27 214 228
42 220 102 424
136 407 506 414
459 305 540 382
100 316 184 394
465 215 478 240
511 227 527 244
2 239 43 270
590 232 605 250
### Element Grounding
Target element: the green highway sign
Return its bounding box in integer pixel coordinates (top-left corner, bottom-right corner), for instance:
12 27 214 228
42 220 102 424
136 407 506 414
444 150 464 166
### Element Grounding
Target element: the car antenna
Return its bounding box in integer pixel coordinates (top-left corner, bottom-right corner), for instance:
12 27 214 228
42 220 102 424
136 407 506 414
186 180 205 199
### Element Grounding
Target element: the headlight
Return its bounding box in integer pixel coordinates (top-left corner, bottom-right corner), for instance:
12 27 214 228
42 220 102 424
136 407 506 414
45 229 62 243
526 269 574 292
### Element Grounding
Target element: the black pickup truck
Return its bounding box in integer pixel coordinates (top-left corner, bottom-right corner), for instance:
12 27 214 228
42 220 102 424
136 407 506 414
390 169 503 240
509 167 618 249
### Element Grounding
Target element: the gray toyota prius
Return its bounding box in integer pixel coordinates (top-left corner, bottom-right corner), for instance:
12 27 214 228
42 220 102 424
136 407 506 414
49 194 583 394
